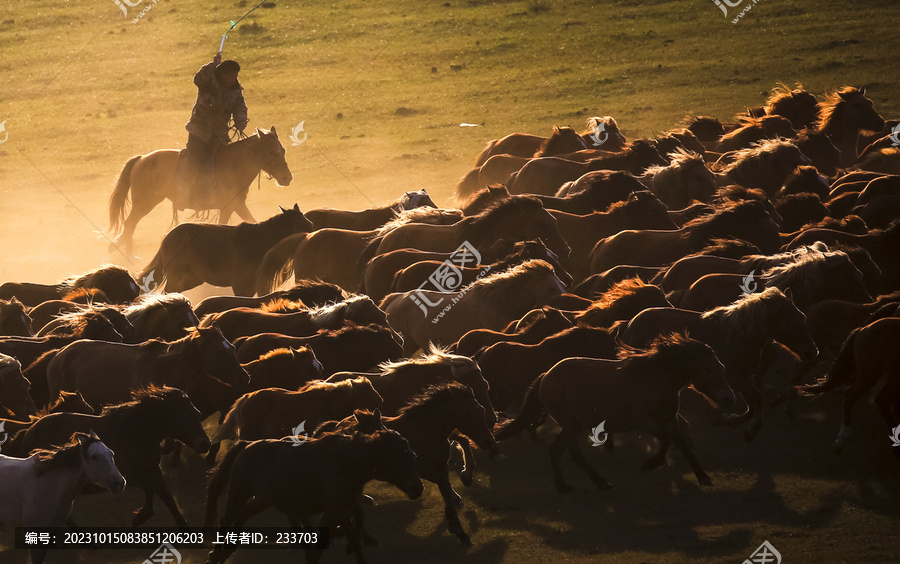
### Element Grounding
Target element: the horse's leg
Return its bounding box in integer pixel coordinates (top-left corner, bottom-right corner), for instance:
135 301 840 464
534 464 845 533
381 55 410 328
666 419 713 486
150 469 191 530
119 187 165 258
64 517 83 533
132 484 156 527
233 200 257 223
452 433 476 486
548 429 574 492
208 497 268 564
218 205 234 225
565 426 612 491
437 477 471 545
834 386 863 454
641 425 671 472
349 496 379 549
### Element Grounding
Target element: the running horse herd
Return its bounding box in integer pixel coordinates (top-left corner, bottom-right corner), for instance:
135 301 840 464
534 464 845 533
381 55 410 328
1 84 899 563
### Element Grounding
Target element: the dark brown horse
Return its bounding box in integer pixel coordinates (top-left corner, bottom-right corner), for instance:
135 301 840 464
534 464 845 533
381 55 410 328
234 323 404 376
804 292 900 359
619 287 817 441
17 386 209 528
0 391 95 437
0 265 140 307
471 125 587 168
495 333 733 491
140 205 314 296
797 318 900 455
305 190 436 230
204 430 422 564
476 325 618 414
763 84 820 130
573 277 673 328
107 127 293 257
319 383 495 545
718 139 811 196
0 298 33 337
200 295 387 341
0 353 37 420
43 326 248 410
453 306 574 357
715 115 796 152
589 199 782 273
534 169 647 214
0 312 124 369
816 86 886 168
193 280 345 318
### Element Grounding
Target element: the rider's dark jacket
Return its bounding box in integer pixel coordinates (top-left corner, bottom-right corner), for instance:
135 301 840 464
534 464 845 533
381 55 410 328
185 62 248 144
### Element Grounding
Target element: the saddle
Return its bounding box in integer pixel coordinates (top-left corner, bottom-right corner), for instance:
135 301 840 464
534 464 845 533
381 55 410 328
174 146 222 211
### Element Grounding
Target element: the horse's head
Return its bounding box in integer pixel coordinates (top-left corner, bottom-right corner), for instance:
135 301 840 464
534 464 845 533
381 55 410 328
838 87 886 133
651 334 733 409
78 431 126 494
822 252 872 304
196 326 251 388
449 356 496 427
255 126 293 186
0 353 36 418
277 203 314 234
352 408 386 434
449 384 496 451
399 190 437 211
96 307 139 343
351 377 384 412
56 390 95 415
366 429 423 500
510 239 572 287
766 288 819 362
77 311 124 343
149 386 210 454
0 297 34 337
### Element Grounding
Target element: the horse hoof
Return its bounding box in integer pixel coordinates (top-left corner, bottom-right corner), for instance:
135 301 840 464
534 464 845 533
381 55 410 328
698 474 714 487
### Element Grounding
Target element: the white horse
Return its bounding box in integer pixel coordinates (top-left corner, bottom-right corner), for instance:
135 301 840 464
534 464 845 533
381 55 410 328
0 431 125 564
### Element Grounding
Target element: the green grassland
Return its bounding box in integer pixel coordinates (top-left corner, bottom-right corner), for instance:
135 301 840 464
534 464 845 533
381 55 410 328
1 0 900 562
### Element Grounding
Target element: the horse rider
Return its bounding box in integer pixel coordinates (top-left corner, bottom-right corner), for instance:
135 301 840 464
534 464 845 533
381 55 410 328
175 52 248 207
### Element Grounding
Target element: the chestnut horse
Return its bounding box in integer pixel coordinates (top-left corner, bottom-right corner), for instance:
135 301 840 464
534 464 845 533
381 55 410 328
107 127 293 257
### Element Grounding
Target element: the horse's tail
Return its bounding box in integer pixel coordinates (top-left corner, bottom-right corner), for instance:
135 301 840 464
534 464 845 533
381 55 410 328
796 326 860 396
253 233 305 295
108 155 141 237
140 247 168 293
204 440 249 528
455 168 482 201
494 373 547 441
212 395 245 443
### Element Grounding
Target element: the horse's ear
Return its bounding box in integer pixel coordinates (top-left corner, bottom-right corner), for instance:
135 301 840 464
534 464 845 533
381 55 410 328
279 206 287 213
553 125 560 133
89 430 100 441
9 296 21 306
293 203 300 212
270 125 278 137
784 287 794 301
255 128 262 137
373 408 382 419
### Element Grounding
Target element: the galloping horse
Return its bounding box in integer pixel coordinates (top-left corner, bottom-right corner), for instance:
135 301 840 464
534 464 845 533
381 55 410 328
107 127 293 257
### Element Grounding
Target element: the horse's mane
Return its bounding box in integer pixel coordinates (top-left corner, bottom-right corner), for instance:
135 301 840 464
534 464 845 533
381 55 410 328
605 190 657 214
378 343 470 374
715 185 769 205
816 86 863 132
583 277 655 310
46 309 112 334
61 264 135 289
254 347 302 363
32 434 101 476
467 195 549 241
97 385 182 418
743 242 830 269
617 332 709 369
720 138 802 174
684 199 769 246
575 278 668 327
583 116 619 137
308 295 376 326
123 292 193 322
374 208 464 237
298 377 364 394
34 391 85 418
462 184 511 214
260 298 307 313
535 125 583 157
62 287 108 303
697 238 762 259
466 259 557 309
762 247 852 294
642 149 706 193
701 287 786 340
765 83 814 111
396 382 472 417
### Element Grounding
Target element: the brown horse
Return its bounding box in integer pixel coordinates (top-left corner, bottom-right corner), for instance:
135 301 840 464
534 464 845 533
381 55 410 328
589 199 782 273
233 323 404 376
635 150 718 210
619 287 818 441
213 378 384 443
495 333 733 491
305 190 435 230
370 195 570 262
44 326 249 410
763 84 820 130
0 353 37 420
107 127 293 257
461 184 512 216
804 292 900 358
200 295 387 341
453 306 574 357
534 169 647 214
678 248 871 312
0 312 124 370
254 208 464 294
816 86 886 168
715 115 796 152
476 325 618 414
381 259 567 355
319 383 495 545
0 265 140 307
140 205 314 296
193 280 345 318
471 125 587 168
797 318 900 455
0 391 95 437
717 139 811 197
0 298 34 337
573 278 673 328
